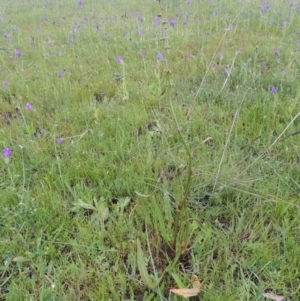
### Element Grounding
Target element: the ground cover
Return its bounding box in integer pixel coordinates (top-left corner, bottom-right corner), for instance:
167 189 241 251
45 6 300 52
1 0 300 300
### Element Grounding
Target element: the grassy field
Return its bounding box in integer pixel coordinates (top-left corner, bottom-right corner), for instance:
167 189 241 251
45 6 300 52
1 0 300 300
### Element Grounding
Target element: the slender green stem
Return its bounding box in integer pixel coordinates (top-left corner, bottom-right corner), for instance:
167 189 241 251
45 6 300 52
168 74 193 251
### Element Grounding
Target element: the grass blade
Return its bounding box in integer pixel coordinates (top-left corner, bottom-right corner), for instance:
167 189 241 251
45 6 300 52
136 238 157 289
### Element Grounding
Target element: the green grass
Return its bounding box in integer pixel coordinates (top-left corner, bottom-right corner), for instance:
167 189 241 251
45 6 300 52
1 0 300 300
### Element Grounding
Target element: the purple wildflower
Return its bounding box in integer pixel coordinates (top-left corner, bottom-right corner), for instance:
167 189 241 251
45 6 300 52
25 102 33 111
157 53 163 61
154 16 161 28
16 49 22 57
116 56 123 64
229 24 234 30
261 2 269 14
224 69 230 76
78 0 84 8
273 50 279 56
3 33 11 41
169 19 176 27
58 51 63 57
270 86 277 94
211 62 216 68
219 52 224 59
298 40 300 45
57 138 63 145
280 22 285 29
188 54 193 59
69 35 74 41
93 22 98 30
3 148 12 158
3 81 9 88
58 72 64 78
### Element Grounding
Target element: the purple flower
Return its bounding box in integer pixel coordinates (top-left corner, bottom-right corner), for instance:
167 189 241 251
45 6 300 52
154 16 161 28
169 19 176 27
273 50 279 56
93 22 99 30
57 138 63 145
211 62 216 68
188 54 193 59
16 49 22 57
3 148 12 158
3 81 9 88
25 102 33 111
280 22 285 29
298 40 300 45
69 35 74 41
116 56 123 64
219 52 224 59
3 33 11 41
261 3 269 13
229 24 234 30
78 0 84 8
224 69 230 76
58 51 63 57
270 86 277 94
157 53 163 61
58 72 64 78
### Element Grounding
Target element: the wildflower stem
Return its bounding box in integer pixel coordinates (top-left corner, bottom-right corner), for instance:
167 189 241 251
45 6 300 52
168 71 193 251
121 62 129 100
